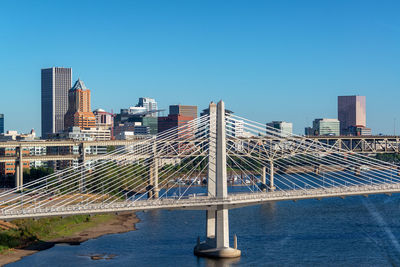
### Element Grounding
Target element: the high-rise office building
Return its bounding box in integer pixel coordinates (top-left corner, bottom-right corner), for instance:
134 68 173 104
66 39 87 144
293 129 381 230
169 105 198 119
137 97 158 117
64 79 96 130
93 109 114 129
158 114 194 139
227 117 244 137
267 121 293 137
159 105 198 140
305 118 340 136
93 109 114 138
0 114 4 134
338 95 366 135
41 67 72 138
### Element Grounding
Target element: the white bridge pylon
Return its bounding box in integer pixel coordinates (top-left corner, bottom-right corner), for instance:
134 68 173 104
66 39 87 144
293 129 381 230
194 101 241 258
1 101 400 258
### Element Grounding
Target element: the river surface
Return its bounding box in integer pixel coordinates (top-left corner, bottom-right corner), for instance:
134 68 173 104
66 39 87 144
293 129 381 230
7 189 400 266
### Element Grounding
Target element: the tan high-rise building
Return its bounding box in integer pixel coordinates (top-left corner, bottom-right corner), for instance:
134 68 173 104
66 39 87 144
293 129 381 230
64 79 96 130
169 105 198 119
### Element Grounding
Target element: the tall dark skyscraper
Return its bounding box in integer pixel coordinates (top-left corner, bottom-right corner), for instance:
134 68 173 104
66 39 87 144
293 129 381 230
41 67 72 138
338 95 366 135
0 114 4 134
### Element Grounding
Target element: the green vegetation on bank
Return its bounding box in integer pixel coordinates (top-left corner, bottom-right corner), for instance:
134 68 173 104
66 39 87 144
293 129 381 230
1 167 55 188
23 167 54 183
376 153 400 163
0 214 114 253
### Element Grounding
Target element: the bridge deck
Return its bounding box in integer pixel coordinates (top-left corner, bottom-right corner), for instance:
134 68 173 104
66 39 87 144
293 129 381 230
2 183 400 220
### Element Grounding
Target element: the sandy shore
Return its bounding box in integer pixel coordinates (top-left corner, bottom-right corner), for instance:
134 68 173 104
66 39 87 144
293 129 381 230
0 212 139 266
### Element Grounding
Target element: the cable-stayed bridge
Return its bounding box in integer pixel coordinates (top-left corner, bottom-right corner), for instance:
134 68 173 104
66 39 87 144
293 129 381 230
1 101 400 258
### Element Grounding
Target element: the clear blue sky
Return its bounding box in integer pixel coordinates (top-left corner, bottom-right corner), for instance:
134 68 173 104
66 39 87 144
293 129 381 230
0 0 399 135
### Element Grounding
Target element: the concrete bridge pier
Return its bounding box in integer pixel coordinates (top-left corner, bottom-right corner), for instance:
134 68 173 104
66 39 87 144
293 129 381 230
269 160 276 191
147 165 154 199
262 166 267 192
148 141 159 199
153 158 159 198
206 210 216 239
15 146 23 191
196 206 240 258
314 165 320 175
194 100 241 259
78 144 86 193
15 164 21 191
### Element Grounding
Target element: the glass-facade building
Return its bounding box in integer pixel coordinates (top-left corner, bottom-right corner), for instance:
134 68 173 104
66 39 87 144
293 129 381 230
312 118 340 136
137 97 158 117
41 67 72 138
142 117 158 135
0 114 4 134
266 121 293 137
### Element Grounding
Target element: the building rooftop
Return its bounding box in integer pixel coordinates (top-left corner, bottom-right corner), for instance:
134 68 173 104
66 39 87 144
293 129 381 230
71 78 88 91
315 118 339 122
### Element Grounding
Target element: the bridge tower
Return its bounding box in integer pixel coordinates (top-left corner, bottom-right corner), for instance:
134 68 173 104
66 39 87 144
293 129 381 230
194 100 241 258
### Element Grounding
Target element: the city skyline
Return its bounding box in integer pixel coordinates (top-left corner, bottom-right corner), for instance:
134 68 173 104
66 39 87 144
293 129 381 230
1 1 399 135
0 66 392 137
1 69 395 137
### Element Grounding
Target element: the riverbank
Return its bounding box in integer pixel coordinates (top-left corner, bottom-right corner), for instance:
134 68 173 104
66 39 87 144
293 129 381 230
0 212 138 266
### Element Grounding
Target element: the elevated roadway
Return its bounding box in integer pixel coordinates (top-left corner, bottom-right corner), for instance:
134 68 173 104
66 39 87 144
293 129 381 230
0 135 399 163
2 182 400 220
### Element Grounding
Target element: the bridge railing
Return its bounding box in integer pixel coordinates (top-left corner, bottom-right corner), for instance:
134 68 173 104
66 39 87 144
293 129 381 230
3 183 400 219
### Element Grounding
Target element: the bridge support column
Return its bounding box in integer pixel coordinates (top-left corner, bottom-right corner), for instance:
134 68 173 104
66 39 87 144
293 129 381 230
78 144 86 193
262 166 267 192
194 100 241 259
148 164 154 199
15 146 23 191
148 140 159 199
153 158 159 198
314 165 320 175
15 163 20 190
269 160 275 191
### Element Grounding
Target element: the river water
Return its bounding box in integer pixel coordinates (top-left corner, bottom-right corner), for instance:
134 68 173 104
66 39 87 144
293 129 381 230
7 188 400 266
